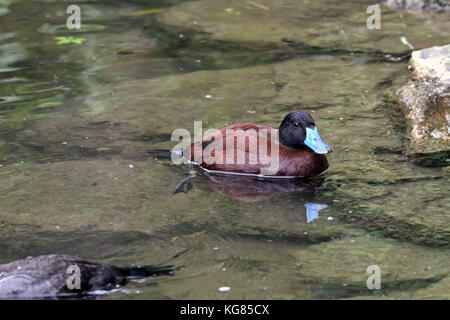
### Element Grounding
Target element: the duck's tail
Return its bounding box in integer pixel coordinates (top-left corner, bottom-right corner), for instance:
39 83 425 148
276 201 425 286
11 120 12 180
119 265 176 279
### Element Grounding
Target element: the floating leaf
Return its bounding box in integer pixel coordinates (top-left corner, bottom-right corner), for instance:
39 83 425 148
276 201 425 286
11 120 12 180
399 36 414 50
54 36 86 45
71 38 85 45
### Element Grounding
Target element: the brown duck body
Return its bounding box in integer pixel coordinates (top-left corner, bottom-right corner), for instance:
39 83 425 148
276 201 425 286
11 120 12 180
187 123 329 177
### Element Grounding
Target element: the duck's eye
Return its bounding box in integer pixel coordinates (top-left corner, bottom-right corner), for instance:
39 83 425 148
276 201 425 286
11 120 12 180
293 123 300 127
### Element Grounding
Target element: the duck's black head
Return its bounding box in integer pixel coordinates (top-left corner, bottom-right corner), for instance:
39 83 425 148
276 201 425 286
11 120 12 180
278 111 333 154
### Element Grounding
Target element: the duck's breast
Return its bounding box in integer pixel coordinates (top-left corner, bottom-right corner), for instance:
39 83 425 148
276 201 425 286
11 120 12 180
278 146 329 177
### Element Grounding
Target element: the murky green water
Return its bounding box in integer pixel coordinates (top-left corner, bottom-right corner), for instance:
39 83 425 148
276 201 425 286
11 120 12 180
0 0 448 299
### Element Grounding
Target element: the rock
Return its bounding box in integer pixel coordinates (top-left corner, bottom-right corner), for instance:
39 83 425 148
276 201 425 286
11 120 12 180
397 82 449 139
407 276 450 299
290 236 450 299
293 237 449 287
386 0 450 11
410 44 450 83
0 159 201 232
324 161 450 247
371 275 450 299
0 254 173 298
396 44 450 161
154 0 450 55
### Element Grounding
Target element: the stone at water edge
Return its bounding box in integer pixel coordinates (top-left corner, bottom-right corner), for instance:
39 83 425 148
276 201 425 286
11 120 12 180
410 44 450 84
396 44 450 163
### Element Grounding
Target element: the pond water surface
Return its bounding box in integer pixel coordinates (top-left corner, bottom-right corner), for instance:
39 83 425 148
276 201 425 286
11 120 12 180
0 0 449 299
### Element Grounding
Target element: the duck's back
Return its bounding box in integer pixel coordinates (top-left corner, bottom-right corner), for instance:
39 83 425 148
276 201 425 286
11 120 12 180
0 255 174 298
0 255 124 298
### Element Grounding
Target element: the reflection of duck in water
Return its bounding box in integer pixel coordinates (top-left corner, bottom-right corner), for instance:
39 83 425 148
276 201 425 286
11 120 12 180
197 172 325 202
174 170 330 224
304 203 329 223
205 173 329 223
0 255 174 299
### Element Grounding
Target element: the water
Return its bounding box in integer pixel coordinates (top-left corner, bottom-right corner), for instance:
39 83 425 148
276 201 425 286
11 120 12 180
0 0 448 299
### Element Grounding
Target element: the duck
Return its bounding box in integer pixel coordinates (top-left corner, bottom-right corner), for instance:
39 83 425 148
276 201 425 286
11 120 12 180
0 254 174 299
184 111 333 177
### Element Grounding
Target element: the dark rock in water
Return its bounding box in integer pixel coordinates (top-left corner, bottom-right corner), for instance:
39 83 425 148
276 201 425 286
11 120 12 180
0 255 174 299
395 44 450 163
386 0 450 11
